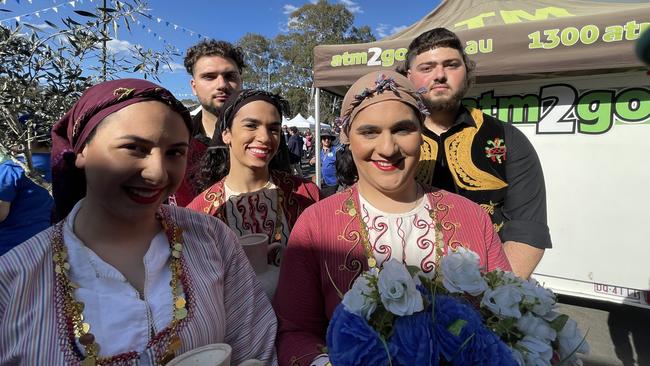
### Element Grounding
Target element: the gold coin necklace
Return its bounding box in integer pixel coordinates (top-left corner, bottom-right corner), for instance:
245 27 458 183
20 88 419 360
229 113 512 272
52 207 187 365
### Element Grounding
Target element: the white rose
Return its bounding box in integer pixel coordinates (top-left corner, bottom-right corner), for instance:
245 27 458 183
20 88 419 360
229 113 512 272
517 335 553 366
377 259 424 316
440 247 488 296
520 279 556 317
341 275 377 320
558 318 590 360
516 312 557 342
481 283 523 318
509 347 526 366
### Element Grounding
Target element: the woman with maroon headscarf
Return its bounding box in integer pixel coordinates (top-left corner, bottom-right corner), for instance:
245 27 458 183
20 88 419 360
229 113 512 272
0 79 277 365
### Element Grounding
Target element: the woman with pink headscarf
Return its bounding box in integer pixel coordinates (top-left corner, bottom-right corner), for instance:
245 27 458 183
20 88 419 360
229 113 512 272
274 71 511 366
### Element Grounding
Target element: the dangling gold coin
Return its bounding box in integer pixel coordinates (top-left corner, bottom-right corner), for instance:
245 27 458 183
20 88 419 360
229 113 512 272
174 297 186 309
173 286 183 296
367 257 377 268
80 356 96 366
168 334 182 352
160 351 175 365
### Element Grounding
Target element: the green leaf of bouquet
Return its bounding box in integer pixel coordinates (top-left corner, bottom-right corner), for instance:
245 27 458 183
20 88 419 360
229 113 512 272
448 319 468 336
549 314 569 333
370 307 395 340
406 265 421 277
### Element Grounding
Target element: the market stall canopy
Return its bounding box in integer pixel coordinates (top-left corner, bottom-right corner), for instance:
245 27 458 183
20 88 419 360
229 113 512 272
284 114 331 129
285 113 311 128
313 0 650 95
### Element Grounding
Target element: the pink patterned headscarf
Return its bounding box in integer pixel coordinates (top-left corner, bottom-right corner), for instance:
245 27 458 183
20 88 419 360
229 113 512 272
335 70 428 144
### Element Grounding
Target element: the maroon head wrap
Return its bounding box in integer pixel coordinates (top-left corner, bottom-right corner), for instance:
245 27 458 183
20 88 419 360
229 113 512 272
51 78 192 222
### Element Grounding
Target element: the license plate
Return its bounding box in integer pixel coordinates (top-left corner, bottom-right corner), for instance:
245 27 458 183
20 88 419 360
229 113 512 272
594 283 641 300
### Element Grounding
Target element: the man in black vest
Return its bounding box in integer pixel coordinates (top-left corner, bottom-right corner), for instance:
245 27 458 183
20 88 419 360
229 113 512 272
403 28 551 278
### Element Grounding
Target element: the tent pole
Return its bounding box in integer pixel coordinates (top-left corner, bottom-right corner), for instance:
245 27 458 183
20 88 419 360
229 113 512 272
315 88 321 189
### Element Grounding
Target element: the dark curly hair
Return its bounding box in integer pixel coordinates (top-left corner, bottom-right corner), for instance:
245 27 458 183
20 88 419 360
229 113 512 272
396 27 475 77
335 144 358 187
196 90 292 191
184 39 246 75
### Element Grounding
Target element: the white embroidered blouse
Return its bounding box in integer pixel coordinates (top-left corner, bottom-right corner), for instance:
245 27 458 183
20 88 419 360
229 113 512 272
359 192 439 273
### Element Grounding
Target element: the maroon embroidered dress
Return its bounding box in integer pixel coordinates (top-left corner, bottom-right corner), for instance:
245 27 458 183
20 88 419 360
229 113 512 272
186 170 320 263
273 185 511 366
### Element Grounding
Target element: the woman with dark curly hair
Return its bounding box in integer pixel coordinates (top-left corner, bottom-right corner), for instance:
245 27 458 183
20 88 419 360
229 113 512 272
186 90 320 293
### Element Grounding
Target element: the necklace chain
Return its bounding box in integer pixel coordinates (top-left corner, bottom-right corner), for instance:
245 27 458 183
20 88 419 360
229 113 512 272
52 208 187 365
346 188 445 270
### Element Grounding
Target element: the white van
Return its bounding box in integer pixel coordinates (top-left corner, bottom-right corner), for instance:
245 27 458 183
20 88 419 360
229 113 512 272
467 71 650 309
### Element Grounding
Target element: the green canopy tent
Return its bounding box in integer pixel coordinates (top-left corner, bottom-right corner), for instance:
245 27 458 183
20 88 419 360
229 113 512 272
313 0 650 96
310 0 650 185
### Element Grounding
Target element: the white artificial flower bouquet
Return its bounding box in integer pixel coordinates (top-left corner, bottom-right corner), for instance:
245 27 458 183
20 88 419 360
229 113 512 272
326 247 589 366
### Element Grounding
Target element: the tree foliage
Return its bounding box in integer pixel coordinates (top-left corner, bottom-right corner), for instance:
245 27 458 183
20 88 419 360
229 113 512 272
236 0 375 123
237 32 280 92
0 0 175 179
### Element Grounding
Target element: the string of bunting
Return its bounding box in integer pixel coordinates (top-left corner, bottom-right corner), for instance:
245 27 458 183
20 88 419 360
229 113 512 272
140 10 312 74
0 0 313 76
0 0 91 23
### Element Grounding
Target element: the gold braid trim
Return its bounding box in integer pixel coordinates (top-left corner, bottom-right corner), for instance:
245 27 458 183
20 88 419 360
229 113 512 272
479 201 496 215
415 133 438 185
444 108 508 191
335 188 363 290
112 87 135 101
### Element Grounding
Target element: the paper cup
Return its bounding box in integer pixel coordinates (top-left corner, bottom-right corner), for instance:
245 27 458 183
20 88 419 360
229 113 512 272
166 343 231 366
238 233 270 274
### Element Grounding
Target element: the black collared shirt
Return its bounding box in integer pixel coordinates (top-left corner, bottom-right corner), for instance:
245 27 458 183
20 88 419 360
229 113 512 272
191 110 212 146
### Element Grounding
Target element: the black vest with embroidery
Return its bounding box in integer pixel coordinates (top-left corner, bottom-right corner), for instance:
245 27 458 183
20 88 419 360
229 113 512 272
415 107 508 235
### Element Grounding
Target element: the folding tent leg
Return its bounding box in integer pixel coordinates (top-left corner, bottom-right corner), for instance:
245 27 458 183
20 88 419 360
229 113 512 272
315 88 321 189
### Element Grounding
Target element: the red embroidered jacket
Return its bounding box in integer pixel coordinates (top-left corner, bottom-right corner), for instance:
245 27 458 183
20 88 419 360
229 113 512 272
273 185 512 366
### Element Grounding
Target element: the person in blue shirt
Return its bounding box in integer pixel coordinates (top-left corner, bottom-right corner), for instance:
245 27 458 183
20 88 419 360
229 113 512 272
0 141 54 255
310 129 339 198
